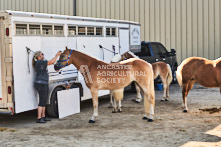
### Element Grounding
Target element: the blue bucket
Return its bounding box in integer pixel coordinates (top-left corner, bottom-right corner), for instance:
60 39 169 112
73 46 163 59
157 83 163 91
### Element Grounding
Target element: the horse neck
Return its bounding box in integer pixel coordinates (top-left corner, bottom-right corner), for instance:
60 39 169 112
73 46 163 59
127 51 139 58
69 50 106 69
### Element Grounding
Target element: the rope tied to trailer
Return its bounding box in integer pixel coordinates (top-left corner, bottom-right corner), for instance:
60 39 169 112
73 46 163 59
99 45 116 60
26 47 35 74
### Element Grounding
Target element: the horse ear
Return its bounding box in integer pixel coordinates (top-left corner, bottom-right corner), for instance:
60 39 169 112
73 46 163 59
66 46 68 50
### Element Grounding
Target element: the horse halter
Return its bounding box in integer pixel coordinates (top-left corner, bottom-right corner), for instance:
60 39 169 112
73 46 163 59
123 52 130 60
56 50 73 68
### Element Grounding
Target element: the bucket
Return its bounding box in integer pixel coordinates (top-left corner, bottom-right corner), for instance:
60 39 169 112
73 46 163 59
157 83 163 91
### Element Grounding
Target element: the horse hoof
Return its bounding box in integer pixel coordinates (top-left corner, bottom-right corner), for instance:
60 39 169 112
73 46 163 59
132 99 140 103
148 119 154 122
89 120 95 123
118 110 122 113
142 117 148 120
161 100 164 102
112 111 117 113
183 110 188 113
165 99 169 101
108 105 113 108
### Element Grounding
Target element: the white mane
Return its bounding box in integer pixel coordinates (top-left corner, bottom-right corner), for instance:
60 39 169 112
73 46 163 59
111 54 122 62
128 51 139 58
215 56 221 61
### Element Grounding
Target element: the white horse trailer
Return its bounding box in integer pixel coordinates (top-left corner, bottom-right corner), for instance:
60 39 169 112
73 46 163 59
0 10 141 117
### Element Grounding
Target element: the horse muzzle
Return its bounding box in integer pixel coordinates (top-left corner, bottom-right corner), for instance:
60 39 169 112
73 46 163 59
54 63 61 71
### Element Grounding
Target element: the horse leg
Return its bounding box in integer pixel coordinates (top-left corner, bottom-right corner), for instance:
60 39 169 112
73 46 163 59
112 89 124 113
118 100 122 112
166 83 169 100
141 79 155 122
182 80 195 113
89 89 99 123
112 96 117 113
161 78 168 101
135 83 142 103
143 92 155 122
220 85 221 95
109 90 114 108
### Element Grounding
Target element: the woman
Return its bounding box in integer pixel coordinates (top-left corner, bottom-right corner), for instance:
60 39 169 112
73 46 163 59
33 51 62 123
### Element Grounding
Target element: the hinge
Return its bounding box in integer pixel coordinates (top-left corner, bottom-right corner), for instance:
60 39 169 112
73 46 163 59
7 103 13 107
5 57 12 63
4 38 12 44
6 76 12 82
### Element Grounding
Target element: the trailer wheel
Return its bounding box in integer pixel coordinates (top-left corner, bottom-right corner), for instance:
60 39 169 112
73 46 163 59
46 86 64 118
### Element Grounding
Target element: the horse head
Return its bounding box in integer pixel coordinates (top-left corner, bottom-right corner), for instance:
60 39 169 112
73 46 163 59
54 47 73 71
121 51 138 60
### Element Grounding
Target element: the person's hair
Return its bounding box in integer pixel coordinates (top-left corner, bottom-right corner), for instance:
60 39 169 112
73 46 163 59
32 51 41 67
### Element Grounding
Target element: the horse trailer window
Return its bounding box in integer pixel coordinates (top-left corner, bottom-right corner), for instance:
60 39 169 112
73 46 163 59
106 27 116 36
112 28 116 36
106 28 111 36
96 27 103 35
78 27 86 35
42 25 52 35
29 24 40 35
16 24 27 35
87 27 94 35
68 26 76 35
54 26 64 35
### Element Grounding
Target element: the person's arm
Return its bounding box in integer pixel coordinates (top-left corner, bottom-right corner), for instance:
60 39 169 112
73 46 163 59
48 51 62 65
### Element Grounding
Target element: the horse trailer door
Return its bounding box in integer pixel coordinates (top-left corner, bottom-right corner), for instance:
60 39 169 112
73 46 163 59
12 37 41 113
119 29 129 54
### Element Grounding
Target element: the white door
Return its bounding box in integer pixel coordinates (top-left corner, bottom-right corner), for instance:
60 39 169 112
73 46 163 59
119 29 129 54
12 37 41 113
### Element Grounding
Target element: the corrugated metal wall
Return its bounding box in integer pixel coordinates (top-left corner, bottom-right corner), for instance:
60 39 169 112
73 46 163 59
76 0 221 63
0 0 220 63
0 0 74 16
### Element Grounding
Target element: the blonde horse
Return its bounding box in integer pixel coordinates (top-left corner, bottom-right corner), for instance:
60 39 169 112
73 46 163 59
176 57 221 112
109 51 172 109
54 47 155 123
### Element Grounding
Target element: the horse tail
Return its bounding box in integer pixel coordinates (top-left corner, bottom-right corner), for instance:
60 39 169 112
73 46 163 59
113 88 124 101
166 64 173 86
150 70 155 102
149 64 155 107
176 65 183 87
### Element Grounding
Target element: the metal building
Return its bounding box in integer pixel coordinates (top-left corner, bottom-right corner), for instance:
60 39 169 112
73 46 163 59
0 0 75 15
0 0 220 63
76 0 221 63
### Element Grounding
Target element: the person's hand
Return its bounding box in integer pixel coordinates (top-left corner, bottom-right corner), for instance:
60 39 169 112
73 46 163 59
56 51 62 57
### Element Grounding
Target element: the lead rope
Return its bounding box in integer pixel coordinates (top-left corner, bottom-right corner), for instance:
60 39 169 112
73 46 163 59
26 47 35 74
99 45 116 60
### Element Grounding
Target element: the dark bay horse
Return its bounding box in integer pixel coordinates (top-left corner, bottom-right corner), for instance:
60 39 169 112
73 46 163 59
176 57 221 112
54 47 155 123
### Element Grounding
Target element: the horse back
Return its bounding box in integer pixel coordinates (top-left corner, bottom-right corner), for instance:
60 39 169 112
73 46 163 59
124 58 152 72
182 57 220 87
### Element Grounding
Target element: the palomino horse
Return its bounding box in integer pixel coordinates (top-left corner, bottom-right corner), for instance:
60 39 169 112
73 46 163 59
54 47 155 123
109 51 172 109
176 57 221 112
